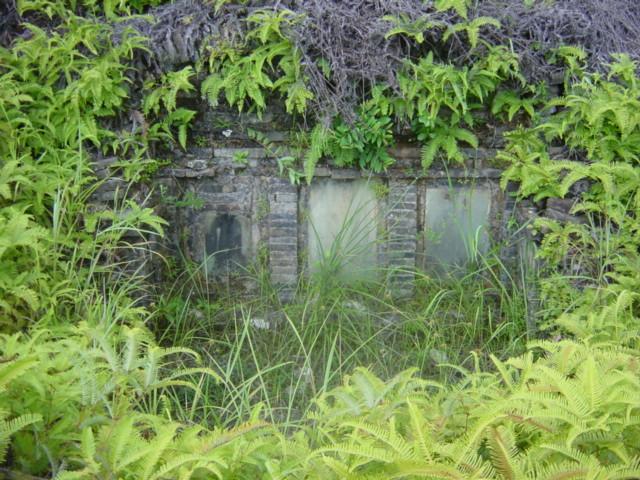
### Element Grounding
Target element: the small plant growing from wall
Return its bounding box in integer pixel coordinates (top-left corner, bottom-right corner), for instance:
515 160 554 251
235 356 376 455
232 150 250 166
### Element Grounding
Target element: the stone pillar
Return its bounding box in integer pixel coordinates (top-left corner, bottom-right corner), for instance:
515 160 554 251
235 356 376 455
385 180 418 294
268 178 298 300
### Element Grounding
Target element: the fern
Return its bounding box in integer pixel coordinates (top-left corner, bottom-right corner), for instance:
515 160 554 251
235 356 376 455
442 17 501 49
0 9 162 328
0 412 42 464
300 320 640 479
492 87 542 121
383 14 443 44
485 426 522 479
142 67 196 150
0 322 224 476
420 122 479 169
304 124 329 183
500 55 640 316
434 0 471 19
202 9 311 117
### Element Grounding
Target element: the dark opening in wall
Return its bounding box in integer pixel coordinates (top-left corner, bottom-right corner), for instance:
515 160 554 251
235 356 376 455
204 213 244 274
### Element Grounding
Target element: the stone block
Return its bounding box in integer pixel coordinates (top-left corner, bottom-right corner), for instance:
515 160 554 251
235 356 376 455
307 179 379 280
424 184 492 271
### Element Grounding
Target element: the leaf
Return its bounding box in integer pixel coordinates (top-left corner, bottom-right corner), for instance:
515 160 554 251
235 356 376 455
178 124 187 150
557 165 588 198
486 426 519 480
81 427 96 462
9 286 39 310
421 140 441 169
201 74 225 107
454 127 478 148
435 0 469 19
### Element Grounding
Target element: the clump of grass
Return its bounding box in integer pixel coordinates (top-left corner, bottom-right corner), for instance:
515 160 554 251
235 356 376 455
155 247 530 429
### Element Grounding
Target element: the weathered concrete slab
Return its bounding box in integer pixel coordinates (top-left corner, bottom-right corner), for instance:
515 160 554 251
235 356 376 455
307 179 379 280
424 185 491 270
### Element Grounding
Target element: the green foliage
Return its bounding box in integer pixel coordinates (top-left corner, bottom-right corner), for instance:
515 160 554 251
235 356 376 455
547 56 640 165
397 47 520 168
0 320 277 478
443 16 501 49
19 0 167 19
0 11 168 327
435 0 472 19
2 280 638 479
196 4 525 178
399 46 520 118
502 54 640 201
383 1 496 48
383 14 442 44
202 8 313 116
56 415 272 480
295 319 640 479
318 88 397 174
492 84 546 122
161 249 530 428
255 85 397 181
554 288 639 348
263 44 522 178
3 2 640 479
143 66 197 150
247 128 305 184
418 119 478 168
500 54 640 311
0 357 42 465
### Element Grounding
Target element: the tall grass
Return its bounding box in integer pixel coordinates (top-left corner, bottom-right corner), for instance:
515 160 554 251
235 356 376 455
154 192 531 428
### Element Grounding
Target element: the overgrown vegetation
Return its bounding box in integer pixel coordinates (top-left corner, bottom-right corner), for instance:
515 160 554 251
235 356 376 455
154 250 530 428
1 0 640 478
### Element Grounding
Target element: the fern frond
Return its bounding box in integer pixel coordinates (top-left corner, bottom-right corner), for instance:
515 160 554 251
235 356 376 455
406 400 433 461
315 441 396 464
202 420 270 452
0 413 41 463
342 420 415 459
486 426 521 480
141 423 179 480
388 460 466 479
304 124 329 183
149 453 225 480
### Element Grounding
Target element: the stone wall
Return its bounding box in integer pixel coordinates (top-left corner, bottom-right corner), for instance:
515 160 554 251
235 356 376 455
93 99 539 296
153 157 512 297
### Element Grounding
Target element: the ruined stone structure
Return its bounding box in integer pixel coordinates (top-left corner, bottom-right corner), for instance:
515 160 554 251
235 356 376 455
93 97 546 297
